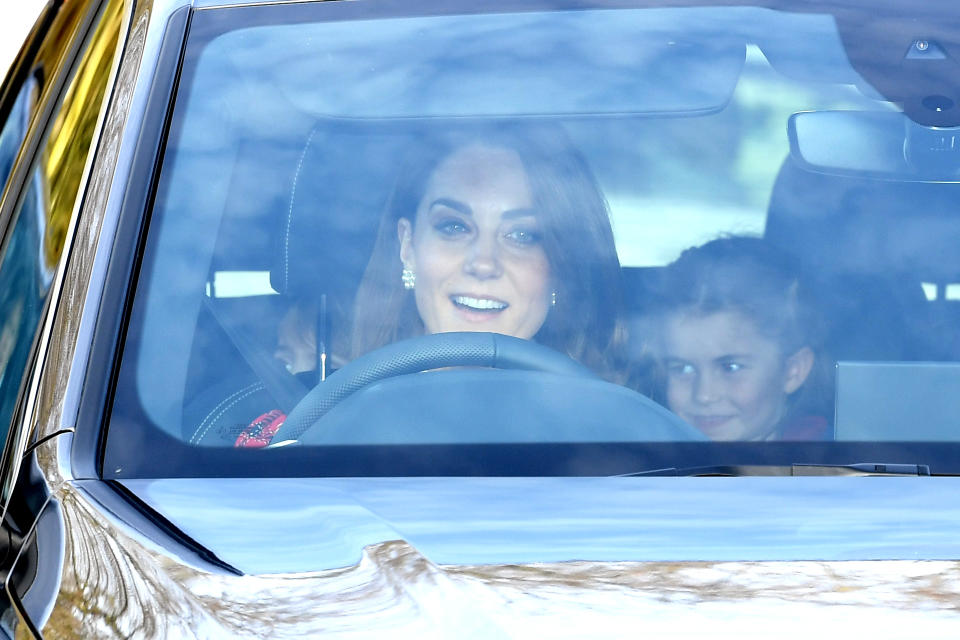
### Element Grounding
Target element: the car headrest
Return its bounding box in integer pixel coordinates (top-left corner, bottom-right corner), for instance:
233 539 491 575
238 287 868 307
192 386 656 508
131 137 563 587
765 159 960 279
271 125 406 299
765 159 960 360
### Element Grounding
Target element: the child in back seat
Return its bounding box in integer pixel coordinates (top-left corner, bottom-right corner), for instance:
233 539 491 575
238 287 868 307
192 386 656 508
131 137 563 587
648 236 831 441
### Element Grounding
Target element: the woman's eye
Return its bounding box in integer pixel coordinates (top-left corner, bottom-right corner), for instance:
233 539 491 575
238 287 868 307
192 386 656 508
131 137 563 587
504 228 542 247
434 219 470 237
721 361 744 373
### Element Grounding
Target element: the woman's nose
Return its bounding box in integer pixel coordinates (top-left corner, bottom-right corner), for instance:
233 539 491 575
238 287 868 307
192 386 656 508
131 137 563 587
463 234 502 279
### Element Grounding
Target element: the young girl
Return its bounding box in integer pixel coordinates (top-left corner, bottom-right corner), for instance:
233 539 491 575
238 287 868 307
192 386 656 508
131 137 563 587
649 236 830 441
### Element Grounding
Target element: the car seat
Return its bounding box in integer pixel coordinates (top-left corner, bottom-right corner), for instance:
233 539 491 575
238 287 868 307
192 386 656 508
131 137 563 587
183 123 403 444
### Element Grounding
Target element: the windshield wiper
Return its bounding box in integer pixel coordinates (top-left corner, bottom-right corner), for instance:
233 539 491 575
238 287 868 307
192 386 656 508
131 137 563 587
623 463 931 477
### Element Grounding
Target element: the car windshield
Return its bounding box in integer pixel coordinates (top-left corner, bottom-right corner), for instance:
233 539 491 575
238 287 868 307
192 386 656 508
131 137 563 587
103 0 960 477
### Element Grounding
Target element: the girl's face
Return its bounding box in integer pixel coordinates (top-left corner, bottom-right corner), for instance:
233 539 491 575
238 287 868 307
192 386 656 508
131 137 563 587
397 143 552 339
274 306 316 375
661 310 812 441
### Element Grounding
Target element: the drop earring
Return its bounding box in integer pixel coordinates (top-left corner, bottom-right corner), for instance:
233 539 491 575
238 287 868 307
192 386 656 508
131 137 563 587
551 291 557 306
402 267 416 290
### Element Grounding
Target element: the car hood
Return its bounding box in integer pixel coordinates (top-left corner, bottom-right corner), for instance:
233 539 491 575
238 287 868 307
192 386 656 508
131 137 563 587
120 476 960 575
52 477 955 637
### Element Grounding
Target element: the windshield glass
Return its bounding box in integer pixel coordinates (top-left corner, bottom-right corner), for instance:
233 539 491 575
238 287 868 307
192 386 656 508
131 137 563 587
104 0 960 477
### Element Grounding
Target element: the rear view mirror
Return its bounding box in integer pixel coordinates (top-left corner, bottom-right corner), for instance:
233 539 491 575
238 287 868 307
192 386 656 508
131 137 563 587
789 111 960 181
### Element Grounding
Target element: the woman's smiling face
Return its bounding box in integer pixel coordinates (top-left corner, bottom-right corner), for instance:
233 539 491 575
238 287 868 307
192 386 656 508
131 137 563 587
398 143 552 339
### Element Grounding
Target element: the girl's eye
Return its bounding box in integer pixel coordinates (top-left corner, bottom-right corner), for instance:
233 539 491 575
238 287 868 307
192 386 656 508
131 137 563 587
504 228 542 247
666 361 695 377
720 361 744 373
434 219 470 237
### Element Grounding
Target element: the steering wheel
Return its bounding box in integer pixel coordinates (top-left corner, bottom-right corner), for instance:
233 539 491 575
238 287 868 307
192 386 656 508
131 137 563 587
271 332 598 443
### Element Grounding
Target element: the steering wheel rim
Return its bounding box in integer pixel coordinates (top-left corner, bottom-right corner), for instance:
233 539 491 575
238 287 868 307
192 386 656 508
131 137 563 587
271 332 598 443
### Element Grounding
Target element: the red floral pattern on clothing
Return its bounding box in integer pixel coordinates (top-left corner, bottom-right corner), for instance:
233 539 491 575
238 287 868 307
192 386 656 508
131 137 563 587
235 409 286 448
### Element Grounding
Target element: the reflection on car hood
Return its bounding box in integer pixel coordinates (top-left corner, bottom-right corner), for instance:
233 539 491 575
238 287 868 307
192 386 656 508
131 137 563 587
121 477 960 574
132 538 960 638
51 477 960 637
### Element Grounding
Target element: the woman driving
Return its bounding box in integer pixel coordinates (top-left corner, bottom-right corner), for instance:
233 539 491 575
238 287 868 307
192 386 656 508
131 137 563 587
351 123 631 383
233 124 633 447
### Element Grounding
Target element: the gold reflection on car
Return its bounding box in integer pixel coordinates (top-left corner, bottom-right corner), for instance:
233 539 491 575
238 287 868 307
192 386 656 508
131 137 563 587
40 0 124 271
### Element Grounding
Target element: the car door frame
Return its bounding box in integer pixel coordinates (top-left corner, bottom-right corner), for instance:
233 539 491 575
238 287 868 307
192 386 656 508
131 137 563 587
0 0 127 518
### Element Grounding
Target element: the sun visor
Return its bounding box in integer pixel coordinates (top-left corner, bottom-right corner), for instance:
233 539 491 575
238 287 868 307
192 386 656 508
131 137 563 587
208 9 746 119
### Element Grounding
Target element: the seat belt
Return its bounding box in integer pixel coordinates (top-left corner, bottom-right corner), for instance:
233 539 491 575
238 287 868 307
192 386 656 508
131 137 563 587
202 297 309 414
